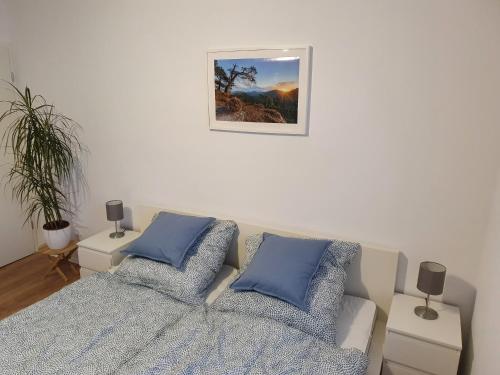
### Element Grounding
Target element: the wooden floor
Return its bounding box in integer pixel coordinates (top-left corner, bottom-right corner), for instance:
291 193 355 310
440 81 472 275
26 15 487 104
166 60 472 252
0 253 80 320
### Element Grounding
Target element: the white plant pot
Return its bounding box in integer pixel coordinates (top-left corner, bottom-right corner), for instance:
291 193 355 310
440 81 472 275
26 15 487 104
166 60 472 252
43 221 72 249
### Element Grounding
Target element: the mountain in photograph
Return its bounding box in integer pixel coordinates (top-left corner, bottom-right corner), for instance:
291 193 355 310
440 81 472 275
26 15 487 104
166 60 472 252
214 59 299 124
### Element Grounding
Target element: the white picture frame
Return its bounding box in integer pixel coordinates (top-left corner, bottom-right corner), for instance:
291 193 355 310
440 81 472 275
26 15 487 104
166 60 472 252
207 46 311 135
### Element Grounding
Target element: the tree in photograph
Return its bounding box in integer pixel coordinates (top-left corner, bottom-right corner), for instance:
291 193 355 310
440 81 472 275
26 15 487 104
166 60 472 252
214 61 229 91
223 64 257 94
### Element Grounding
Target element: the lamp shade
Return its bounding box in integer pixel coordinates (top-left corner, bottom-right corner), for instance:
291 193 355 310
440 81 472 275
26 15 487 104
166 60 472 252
417 261 446 296
106 200 124 221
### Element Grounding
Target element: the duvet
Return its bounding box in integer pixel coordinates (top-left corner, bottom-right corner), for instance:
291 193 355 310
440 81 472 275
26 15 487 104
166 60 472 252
0 272 195 375
0 273 368 375
116 305 368 375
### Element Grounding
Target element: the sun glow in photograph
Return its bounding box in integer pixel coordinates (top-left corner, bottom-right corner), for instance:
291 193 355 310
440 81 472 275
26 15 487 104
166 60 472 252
214 57 300 124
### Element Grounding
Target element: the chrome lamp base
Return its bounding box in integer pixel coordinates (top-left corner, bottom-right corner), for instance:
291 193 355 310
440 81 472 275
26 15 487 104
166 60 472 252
414 293 439 320
414 305 438 320
109 221 125 239
109 231 125 239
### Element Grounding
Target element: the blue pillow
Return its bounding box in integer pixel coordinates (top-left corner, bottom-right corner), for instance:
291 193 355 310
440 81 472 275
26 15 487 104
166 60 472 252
122 212 215 268
213 234 361 344
116 220 237 304
231 233 330 311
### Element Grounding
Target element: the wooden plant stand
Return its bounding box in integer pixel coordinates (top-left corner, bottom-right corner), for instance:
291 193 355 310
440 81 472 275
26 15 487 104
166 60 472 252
38 240 79 282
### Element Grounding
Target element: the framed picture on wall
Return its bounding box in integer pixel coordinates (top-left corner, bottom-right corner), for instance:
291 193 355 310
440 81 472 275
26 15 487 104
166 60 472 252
207 46 311 135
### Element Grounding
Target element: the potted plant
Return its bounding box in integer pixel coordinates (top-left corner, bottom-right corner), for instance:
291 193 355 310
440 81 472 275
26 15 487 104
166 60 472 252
0 84 84 249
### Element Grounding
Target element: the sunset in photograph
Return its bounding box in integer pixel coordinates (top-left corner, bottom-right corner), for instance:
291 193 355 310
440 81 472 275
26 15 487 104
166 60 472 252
214 57 300 124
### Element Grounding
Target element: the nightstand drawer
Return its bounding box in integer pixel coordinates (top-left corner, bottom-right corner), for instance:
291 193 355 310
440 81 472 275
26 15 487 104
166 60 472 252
78 247 125 271
382 360 428 375
384 331 460 375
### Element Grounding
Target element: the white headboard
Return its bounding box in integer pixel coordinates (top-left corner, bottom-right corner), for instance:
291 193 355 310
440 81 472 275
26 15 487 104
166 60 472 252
132 205 399 321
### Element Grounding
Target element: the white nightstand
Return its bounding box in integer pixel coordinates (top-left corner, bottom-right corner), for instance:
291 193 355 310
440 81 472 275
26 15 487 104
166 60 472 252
77 229 141 277
382 293 462 375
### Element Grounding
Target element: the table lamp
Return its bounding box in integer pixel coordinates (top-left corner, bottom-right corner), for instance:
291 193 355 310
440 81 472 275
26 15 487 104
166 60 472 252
414 261 446 320
106 200 125 238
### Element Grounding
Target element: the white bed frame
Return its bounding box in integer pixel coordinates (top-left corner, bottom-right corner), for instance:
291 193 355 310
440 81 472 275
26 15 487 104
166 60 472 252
132 206 399 374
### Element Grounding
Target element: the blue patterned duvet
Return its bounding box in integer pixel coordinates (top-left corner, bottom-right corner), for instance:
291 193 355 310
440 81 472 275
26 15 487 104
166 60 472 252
0 273 368 375
116 306 368 375
0 272 194 375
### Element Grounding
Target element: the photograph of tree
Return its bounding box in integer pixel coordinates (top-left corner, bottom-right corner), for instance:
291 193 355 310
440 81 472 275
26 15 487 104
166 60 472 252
214 57 300 124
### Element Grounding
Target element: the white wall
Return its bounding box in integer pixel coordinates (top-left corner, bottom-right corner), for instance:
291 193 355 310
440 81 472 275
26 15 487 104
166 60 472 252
0 0 10 43
5 0 500 342
466 170 500 374
0 0 36 266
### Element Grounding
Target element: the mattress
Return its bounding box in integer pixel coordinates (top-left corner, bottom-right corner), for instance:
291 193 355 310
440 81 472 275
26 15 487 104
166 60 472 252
336 294 377 353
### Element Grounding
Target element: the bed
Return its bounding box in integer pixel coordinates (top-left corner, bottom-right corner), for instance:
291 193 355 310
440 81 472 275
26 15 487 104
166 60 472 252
0 206 398 375
132 206 399 375
114 268 380 374
0 216 238 375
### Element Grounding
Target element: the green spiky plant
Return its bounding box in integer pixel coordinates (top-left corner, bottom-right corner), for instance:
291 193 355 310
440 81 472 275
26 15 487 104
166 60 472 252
0 83 84 231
